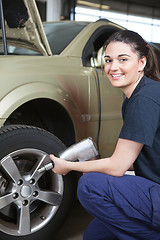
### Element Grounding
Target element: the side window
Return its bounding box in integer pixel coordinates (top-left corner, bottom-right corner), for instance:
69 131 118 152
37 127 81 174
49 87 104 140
82 26 119 67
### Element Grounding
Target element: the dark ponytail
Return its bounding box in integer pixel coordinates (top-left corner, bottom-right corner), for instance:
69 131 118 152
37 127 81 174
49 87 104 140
104 30 160 81
145 43 160 81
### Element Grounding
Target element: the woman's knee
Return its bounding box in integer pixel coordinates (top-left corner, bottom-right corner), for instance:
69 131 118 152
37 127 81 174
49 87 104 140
77 172 97 203
77 172 110 205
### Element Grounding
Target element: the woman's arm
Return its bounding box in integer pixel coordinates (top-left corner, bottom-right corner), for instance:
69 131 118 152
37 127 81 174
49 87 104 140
50 138 143 176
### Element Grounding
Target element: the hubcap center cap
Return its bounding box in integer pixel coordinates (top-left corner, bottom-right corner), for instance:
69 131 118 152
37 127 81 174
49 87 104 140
21 185 32 198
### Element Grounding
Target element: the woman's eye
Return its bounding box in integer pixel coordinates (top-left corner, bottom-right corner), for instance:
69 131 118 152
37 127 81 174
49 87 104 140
120 58 127 62
105 59 111 63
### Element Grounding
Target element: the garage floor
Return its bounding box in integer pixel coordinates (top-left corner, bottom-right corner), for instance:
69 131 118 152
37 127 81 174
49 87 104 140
53 199 93 240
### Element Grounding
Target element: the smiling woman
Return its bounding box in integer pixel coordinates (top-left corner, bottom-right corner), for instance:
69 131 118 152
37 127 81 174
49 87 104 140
50 29 160 240
77 30 160 239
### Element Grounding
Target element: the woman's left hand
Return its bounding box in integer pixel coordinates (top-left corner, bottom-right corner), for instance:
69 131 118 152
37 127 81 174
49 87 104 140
49 154 70 175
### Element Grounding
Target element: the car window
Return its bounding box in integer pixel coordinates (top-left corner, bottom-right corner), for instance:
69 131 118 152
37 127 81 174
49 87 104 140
82 26 120 67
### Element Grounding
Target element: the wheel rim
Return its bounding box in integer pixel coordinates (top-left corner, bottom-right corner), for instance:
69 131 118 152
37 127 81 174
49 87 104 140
0 148 64 236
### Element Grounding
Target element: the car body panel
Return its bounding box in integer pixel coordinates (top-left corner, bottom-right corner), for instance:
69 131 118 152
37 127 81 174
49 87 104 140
0 52 123 156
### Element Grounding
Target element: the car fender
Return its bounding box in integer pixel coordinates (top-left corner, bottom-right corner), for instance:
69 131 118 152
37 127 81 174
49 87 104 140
0 82 80 127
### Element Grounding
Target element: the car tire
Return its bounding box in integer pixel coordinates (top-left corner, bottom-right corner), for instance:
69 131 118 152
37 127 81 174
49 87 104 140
0 125 76 240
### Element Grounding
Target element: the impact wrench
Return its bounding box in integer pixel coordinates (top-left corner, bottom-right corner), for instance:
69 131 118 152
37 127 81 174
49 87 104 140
38 137 99 173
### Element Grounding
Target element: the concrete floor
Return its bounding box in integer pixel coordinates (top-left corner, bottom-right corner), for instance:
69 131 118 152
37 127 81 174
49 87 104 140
53 199 93 240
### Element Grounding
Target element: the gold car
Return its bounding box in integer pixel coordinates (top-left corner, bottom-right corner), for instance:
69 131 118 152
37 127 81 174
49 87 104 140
0 0 125 239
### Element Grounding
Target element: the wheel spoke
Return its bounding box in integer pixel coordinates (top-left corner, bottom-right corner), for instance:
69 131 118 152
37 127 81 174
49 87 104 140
29 154 51 181
38 189 62 206
0 156 22 182
0 192 15 209
18 204 31 235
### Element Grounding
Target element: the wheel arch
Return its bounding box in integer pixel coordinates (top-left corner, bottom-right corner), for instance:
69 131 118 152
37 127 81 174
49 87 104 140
0 83 77 146
5 98 76 147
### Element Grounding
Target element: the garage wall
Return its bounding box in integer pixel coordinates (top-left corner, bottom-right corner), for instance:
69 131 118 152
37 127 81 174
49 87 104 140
35 0 160 42
77 0 160 19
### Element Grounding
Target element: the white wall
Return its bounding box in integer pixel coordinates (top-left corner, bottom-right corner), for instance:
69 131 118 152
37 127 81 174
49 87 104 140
46 0 62 21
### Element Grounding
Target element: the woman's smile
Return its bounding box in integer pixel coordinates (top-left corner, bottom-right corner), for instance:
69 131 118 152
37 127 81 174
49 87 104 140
110 73 124 80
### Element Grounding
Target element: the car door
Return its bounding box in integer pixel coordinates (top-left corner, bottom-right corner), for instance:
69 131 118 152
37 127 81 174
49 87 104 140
82 25 124 158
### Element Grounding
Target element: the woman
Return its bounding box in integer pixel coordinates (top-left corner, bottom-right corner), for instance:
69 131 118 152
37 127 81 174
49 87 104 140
50 30 160 239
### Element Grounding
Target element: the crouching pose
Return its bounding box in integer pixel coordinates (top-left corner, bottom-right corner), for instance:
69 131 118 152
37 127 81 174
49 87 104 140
50 30 160 240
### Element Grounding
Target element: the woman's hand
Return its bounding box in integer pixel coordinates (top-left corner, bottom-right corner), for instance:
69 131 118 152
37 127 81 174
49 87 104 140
49 154 70 175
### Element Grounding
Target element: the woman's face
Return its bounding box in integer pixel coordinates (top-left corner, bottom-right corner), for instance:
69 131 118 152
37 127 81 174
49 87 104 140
104 41 146 98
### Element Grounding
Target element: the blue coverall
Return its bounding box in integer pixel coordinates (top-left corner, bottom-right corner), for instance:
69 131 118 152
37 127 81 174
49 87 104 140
77 76 160 239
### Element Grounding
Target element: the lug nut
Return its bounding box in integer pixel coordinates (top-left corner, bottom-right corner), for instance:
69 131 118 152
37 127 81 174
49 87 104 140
33 191 38 197
22 200 28 206
30 179 35 184
17 179 23 185
13 193 19 199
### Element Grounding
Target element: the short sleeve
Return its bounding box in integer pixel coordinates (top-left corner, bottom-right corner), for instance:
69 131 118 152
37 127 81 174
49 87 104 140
119 95 160 147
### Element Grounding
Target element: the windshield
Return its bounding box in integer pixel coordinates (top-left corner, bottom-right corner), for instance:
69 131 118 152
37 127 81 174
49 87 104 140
4 21 89 55
44 21 89 54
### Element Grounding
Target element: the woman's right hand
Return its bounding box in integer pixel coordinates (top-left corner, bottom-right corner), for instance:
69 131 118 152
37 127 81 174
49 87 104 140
49 154 70 176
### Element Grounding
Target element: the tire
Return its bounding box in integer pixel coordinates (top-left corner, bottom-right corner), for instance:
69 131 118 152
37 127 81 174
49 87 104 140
0 125 76 240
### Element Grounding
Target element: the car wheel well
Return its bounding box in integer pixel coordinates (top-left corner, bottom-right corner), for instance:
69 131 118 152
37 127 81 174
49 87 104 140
4 98 75 147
